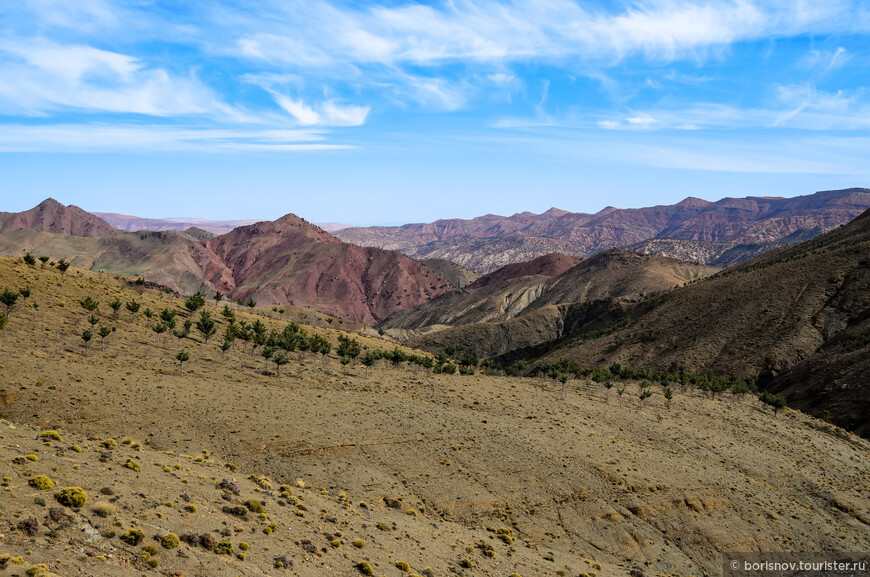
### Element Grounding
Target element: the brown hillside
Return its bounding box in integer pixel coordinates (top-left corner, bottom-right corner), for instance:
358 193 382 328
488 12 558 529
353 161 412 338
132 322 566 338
528 249 719 311
0 199 118 238
0 258 868 577
0 205 454 324
513 208 870 435
381 253 580 330
383 250 716 332
418 258 479 288
467 252 580 290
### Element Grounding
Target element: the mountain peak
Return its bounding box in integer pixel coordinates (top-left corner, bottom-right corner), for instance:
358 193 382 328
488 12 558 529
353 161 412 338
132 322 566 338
0 198 118 237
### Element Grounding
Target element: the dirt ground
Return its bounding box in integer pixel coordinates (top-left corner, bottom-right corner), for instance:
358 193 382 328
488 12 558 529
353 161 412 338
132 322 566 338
1 257 869 577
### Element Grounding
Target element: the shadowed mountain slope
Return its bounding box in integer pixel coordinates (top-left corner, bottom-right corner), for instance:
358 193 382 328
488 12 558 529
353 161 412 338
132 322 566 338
383 250 716 331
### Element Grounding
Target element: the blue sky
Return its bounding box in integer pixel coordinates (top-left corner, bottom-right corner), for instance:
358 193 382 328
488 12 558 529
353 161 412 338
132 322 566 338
1 0 869 225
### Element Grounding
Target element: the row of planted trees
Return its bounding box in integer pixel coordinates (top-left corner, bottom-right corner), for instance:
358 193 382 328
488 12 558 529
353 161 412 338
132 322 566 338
5 255 792 417
514 358 787 415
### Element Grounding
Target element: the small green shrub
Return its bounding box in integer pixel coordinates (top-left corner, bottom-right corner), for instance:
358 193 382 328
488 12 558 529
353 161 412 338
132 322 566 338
101 439 117 450
396 560 411 571
25 563 50 575
459 558 473 568
29 475 54 490
123 459 141 472
244 499 265 513
239 542 249 551
55 486 87 508
215 541 233 555
40 431 62 442
356 561 374 575
161 532 180 549
26 454 38 461
120 528 145 546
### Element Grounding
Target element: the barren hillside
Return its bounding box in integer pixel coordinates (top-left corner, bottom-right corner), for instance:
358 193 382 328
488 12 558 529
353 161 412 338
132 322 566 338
0 257 868 577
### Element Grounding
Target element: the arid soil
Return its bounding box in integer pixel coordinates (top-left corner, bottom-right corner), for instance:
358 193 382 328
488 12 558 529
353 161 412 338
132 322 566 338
1 258 869 577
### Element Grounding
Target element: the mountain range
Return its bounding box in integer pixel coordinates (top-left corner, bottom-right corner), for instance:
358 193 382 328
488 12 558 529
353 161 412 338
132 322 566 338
2 190 870 435
335 188 870 272
404 206 870 436
94 212 352 235
0 199 450 324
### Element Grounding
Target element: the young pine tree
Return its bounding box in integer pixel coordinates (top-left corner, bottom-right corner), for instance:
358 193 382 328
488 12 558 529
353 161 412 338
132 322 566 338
176 349 190 376
108 299 122 319
196 310 216 343
125 299 141 320
273 354 289 376
98 326 112 350
0 288 19 315
152 322 167 347
81 329 93 352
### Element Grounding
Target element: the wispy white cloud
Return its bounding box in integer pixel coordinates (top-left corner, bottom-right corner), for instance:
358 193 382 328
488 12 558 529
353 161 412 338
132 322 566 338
0 124 354 153
269 91 370 126
228 0 869 68
0 39 235 118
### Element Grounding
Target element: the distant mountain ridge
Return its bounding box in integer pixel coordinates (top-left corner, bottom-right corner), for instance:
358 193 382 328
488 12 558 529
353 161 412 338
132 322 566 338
335 188 870 272
0 200 452 324
95 211 350 236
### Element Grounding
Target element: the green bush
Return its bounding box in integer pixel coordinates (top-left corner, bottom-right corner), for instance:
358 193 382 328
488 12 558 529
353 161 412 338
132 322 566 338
215 541 233 555
244 499 265 513
55 486 87 508
120 528 145 546
356 561 374 575
161 532 180 549
40 430 62 442
123 459 141 472
29 475 55 490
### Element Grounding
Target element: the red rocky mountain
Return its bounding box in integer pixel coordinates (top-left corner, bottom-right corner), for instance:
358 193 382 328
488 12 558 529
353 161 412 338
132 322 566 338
335 188 870 272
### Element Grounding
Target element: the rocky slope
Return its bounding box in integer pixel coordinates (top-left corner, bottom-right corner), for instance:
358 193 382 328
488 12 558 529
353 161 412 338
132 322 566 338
336 188 870 272
418 258 479 288
0 198 118 238
203 214 452 325
0 201 452 324
1 258 868 577
383 251 717 331
382 253 581 329
410 208 870 435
